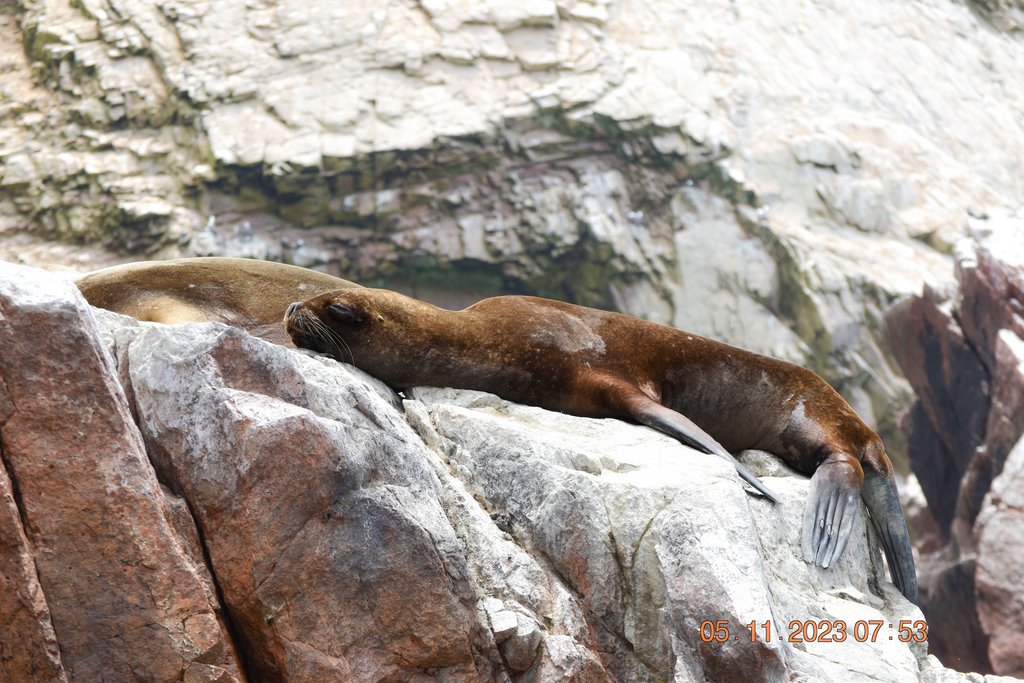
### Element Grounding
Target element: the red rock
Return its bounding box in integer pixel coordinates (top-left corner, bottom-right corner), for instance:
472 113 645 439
975 435 1024 677
884 284 989 532
885 221 1024 676
954 323 1024 548
0 265 244 682
957 230 1024 375
126 325 491 681
982 331 1024 476
0 463 67 682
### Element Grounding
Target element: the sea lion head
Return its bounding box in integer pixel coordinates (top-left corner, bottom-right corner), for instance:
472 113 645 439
284 288 433 377
286 289 373 357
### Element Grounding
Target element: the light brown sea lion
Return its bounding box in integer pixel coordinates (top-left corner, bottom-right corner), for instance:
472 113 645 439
75 257 360 346
284 288 918 603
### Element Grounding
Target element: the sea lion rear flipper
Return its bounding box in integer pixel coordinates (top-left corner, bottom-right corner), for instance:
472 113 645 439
605 383 781 504
861 472 919 604
801 461 862 571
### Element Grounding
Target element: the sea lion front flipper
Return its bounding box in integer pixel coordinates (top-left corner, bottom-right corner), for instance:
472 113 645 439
801 460 862 570
862 471 919 604
603 381 781 504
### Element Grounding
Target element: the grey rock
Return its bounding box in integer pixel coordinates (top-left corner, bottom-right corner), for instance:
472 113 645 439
483 598 520 643
408 386 925 682
500 612 544 672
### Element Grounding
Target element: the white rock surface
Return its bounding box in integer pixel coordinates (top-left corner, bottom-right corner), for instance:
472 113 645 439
407 386 927 681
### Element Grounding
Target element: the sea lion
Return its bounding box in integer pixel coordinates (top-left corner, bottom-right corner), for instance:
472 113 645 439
284 288 918 603
76 257 360 346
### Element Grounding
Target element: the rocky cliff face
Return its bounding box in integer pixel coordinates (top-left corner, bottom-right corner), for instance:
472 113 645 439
885 217 1024 676
1 260 1002 682
4 0 1024 456
4 2 1024 675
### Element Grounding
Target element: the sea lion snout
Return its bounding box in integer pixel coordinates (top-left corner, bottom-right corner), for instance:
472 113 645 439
283 302 315 344
283 300 305 331
284 296 357 357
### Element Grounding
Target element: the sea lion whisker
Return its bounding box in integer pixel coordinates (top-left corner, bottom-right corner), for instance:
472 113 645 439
303 315 334 352
293 311 335 355
315 315 353 363
307 314 354 364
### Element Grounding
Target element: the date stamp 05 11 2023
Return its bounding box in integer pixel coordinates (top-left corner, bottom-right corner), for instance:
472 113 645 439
699 619 928 644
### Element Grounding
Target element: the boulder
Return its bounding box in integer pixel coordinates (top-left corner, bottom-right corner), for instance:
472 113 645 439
2 261 1009 681
121 320 490 680
885 284 989 533
975 434 1024 675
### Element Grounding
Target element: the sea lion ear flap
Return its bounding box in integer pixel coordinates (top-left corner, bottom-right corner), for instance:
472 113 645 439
326 302 364 323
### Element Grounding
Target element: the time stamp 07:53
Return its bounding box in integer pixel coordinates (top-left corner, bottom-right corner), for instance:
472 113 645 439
700 619 928 644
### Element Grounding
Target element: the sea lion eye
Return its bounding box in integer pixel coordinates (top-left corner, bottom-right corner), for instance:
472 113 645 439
326 302 362 323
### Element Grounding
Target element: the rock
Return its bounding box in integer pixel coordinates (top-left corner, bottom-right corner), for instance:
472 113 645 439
1 261 990 681
0 262 243 682
918 557 990 675
884 282 990 533
482 598 520 643
120 324 489 681
500 613 544 672
976 436 1024 675
885 218 1024 677
918 655 1024 683
407 387 923 682
6 0 1024 676
984 331 1024 482
0 464 66 682
957 221 1024 377
967 0 1024 33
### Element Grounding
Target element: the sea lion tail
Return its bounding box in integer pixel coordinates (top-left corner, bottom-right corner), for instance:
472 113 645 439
861 472 918 604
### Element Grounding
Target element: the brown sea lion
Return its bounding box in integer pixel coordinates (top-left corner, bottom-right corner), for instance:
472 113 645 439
75 257 360 346
284 288 918 603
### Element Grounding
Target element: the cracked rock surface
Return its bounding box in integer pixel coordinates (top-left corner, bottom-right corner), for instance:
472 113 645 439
0 263 242 681
1 261 1014 682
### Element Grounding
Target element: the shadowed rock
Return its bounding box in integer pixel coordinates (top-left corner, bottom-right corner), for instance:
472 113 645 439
885 217 1024 676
